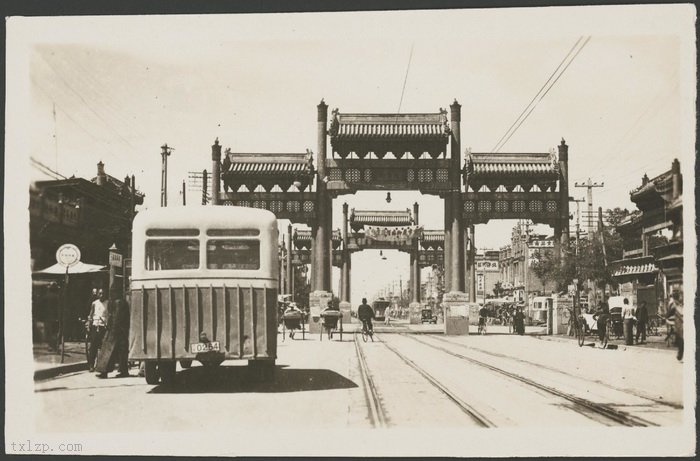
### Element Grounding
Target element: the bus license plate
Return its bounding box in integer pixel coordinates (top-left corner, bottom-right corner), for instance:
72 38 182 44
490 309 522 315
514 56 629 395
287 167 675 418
190 341 221 354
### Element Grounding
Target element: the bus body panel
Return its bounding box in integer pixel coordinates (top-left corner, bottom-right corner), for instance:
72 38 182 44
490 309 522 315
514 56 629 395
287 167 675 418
129 284 277 361
128 206 278 363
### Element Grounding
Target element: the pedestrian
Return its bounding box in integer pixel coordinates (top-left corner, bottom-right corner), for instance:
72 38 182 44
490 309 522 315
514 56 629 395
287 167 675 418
668 291 683 361
621 298 635 346
86 289 109 372
635 301 648 344
95 294 130 379
384 308 391 325
593 301 610 347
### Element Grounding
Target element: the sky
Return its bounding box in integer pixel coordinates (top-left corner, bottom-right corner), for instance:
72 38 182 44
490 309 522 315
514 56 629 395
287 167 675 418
7 5 695 305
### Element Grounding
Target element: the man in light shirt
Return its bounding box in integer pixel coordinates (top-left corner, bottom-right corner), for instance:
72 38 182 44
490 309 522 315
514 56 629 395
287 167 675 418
86 289 109 372
620 298 635 346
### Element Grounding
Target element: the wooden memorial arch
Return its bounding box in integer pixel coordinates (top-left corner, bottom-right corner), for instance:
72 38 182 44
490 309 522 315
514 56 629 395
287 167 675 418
208 99 570 323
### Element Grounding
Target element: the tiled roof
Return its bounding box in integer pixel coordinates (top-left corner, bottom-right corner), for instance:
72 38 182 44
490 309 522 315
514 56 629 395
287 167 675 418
330 112 450 140
422 230 444 242
293 229 341 242
612 256 658 277
350 209 413 226
617 210 643 228
223 152 313 177
466 153 559 178
630 170 672 199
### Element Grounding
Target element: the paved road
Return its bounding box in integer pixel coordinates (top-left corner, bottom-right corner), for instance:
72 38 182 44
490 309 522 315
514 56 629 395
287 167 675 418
34 331 683 432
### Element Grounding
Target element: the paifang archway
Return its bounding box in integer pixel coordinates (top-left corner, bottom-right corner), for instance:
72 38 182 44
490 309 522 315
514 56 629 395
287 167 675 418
208 99 570 322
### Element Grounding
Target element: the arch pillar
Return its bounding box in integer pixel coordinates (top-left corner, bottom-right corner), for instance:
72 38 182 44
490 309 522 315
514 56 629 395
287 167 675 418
409 202 423 324
339 202 352 322
309 100 333 333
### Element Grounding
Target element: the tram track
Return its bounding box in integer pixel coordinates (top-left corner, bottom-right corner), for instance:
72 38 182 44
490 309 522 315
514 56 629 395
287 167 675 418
353 332 389 428
404 334 659 427
433 334 683 410
377 336 496 428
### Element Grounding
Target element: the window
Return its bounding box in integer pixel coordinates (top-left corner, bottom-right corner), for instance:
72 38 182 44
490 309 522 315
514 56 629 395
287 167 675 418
145 240 199 270
206 229 259 237
207 240 260 270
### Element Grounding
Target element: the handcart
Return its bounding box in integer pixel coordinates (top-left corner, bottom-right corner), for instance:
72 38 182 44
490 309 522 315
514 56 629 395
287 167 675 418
320 310 343 341
281 311 306 341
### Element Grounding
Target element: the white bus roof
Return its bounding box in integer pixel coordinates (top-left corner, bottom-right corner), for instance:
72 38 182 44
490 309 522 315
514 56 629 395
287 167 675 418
133 206 277 232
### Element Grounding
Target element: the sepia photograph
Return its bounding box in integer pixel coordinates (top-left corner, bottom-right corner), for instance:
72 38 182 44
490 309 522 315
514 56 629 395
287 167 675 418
4 3 697 457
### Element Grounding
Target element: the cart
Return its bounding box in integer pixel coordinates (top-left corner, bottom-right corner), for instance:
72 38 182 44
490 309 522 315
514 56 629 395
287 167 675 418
281 311 306 341
421 308 437 324
320 310 343 341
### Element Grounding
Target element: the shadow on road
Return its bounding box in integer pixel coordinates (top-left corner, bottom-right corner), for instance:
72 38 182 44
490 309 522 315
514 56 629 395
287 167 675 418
148 366 358 394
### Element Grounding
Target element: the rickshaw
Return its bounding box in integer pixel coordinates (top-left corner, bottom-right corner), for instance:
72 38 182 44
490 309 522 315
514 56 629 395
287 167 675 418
320 309 343 341
281 305 306 341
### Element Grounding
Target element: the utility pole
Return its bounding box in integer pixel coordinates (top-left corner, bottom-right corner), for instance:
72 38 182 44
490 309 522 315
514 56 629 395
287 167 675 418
574 178 604 234
569 197 585 256
201 170 208 205
182 180 186 206
160 144 174 207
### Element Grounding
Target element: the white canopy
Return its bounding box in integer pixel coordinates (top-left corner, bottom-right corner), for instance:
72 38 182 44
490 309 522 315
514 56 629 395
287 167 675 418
36 262 107 274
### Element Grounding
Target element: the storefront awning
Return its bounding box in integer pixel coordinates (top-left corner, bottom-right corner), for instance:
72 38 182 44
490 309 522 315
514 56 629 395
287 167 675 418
35 262 107 275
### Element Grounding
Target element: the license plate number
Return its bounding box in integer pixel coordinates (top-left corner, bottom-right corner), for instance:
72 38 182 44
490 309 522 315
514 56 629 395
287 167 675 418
190 341 220 353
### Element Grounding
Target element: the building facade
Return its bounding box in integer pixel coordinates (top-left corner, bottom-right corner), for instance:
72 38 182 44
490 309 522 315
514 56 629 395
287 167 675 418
30 162 143 343
613 159 682 315
499 222 557 302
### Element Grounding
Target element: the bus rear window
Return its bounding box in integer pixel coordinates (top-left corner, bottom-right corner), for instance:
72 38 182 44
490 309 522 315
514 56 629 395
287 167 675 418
145 240 199 270
207 240 260 270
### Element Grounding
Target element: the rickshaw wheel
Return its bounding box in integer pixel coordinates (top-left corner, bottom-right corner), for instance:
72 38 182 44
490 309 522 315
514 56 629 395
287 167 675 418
144 362 159 385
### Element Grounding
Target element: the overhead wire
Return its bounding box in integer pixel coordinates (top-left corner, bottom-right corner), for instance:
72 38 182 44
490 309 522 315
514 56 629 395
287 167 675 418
38 53 139 153
491 37 583 153
397 43 415 114
494 36 591 153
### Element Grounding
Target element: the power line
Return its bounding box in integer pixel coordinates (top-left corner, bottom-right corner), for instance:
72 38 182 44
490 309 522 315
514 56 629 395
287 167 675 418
397 43 414 114
491 37 583 153
38 53 139 153
493 36 591 153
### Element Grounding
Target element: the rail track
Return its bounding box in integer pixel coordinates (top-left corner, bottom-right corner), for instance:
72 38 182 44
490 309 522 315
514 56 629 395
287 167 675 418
353 332 389 428
434 334 683 410
405 334 659 427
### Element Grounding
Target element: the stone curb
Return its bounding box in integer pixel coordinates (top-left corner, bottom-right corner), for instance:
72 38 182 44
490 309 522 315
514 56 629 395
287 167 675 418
34 361 89 381
532 334 676 355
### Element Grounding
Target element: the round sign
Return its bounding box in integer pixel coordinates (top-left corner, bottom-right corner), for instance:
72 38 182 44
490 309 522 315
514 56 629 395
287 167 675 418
56 244 81 267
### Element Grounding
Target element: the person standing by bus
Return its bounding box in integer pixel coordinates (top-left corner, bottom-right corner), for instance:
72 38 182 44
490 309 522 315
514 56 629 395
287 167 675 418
621 298 635 346
635 301 648 344
668 291 683 361
86 289 109 372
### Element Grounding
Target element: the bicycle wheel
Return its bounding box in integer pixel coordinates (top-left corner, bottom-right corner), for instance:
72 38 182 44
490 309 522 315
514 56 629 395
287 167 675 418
361 328 368 343
576 320 585 347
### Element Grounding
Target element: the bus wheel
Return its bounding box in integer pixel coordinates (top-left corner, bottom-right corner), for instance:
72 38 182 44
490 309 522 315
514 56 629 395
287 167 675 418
159 361 177 385
180 359 192 369
144 362 159 385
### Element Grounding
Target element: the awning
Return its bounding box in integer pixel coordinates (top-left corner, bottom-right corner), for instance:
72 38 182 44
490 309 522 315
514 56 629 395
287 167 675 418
35 262 107 275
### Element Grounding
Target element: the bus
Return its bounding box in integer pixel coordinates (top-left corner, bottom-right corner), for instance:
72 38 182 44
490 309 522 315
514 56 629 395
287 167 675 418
129 206 279 384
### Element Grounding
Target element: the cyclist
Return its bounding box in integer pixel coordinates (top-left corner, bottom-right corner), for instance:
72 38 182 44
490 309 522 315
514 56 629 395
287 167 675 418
478 305 489 333
358 298 375 334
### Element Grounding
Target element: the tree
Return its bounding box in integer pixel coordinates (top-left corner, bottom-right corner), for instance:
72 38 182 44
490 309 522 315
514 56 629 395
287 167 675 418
605 207 630 228
531 249 575 292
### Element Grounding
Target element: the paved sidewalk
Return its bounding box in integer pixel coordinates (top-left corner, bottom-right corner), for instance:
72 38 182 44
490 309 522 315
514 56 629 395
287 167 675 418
34 342 89 380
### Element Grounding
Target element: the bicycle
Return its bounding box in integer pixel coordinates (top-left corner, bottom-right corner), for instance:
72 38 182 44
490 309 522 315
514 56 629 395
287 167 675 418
573 314 586 347
360 319 374 343
646 315 661 336
477 318 487 335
